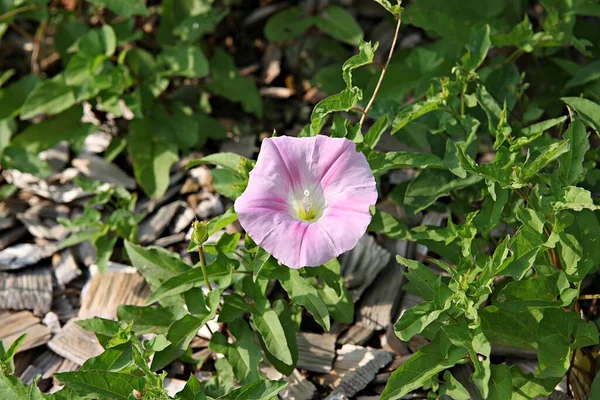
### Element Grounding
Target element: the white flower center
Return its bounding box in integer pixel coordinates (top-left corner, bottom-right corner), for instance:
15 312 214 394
291 187 326 222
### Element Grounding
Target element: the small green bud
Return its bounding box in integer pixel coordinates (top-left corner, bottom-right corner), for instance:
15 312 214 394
192 220 209 246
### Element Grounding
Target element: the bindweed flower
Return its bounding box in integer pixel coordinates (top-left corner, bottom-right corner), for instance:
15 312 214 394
234 135 377 268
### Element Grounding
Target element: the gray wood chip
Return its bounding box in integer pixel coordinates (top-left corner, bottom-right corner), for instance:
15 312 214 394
0 267 53 314
325 345 393 399
195 192 224 219
220 135 256 159
280 369 317 400
139 201 187 244
0 311 52 352
0 243 56 271
72 153 136 189
0 226 28 251
339 234 391 301
339 260 405 346
297 332 337 373
49 270 150 365
20 350 64 384
3 170 86 203
17 204 69 241
53 249 82 288
81 131 111 154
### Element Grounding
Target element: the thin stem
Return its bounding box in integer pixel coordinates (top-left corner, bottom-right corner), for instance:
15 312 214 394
578 294 600 300
31 19 47 75
0 5 37 22
9 23 34 40
198 245 213 291
359 12 402 129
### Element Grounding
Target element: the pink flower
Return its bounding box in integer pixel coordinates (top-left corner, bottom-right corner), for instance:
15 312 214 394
234 135 377 268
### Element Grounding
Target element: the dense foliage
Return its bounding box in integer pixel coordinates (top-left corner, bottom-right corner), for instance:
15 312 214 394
1 0 600 399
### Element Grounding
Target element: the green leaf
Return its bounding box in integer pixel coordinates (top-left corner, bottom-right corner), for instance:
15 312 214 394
58 226 105 251
117 304 185 335
364 115 390 149
209 320 262 385
89 0 149 17
403 169 482 215
95 235 116 275
318 277 354 324
462 24 491 71
173 8 228 42
558 118 589 185
218 379 287 400
177 374 207 400
310 40 378 133
391 96 444 134
124 240 189 285
219 294 251 323
315 6 363 46
158 45 209 78
77 317 121 337
495 226 544 280
207 49 262 117
0 370 39 399
492 16 534 51
397 255 439 301
55 371 145 399
146 267 206 305
566 59 600 88
264 7 314 42
0 118 15 160
252 247 271 282
69 25 117 57
509 366 556 399
439 371 470 400
442 321 491 398
487 364 512 400
0 75 40 120
0 334 26 366
552 186 600 212
380 331 466 400
19 78 76 120
590 370 600 400
80 343 133 372
559 210 600 279
276 268 330 331
521 139 570 178
190 153 243 172
494 271 576 310
0 69 14 87
536 308 599 378
152 290 219 370
368 150 446 176
481 305 540 349
251 307 295 372
511 116 567 150
372 0 402 16
395 299 451 341
128 118 178 200
10 106 92 154
144 335 169 353
561 97 600 132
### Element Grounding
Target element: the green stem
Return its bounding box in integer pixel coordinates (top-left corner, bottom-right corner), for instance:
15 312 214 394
198 245 212 291
0 4 37 22
358 10 402 129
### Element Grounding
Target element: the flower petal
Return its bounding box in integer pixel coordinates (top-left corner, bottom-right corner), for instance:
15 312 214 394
235 135 378 269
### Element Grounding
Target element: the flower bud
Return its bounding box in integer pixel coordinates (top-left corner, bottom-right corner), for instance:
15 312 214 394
192 220 209 246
